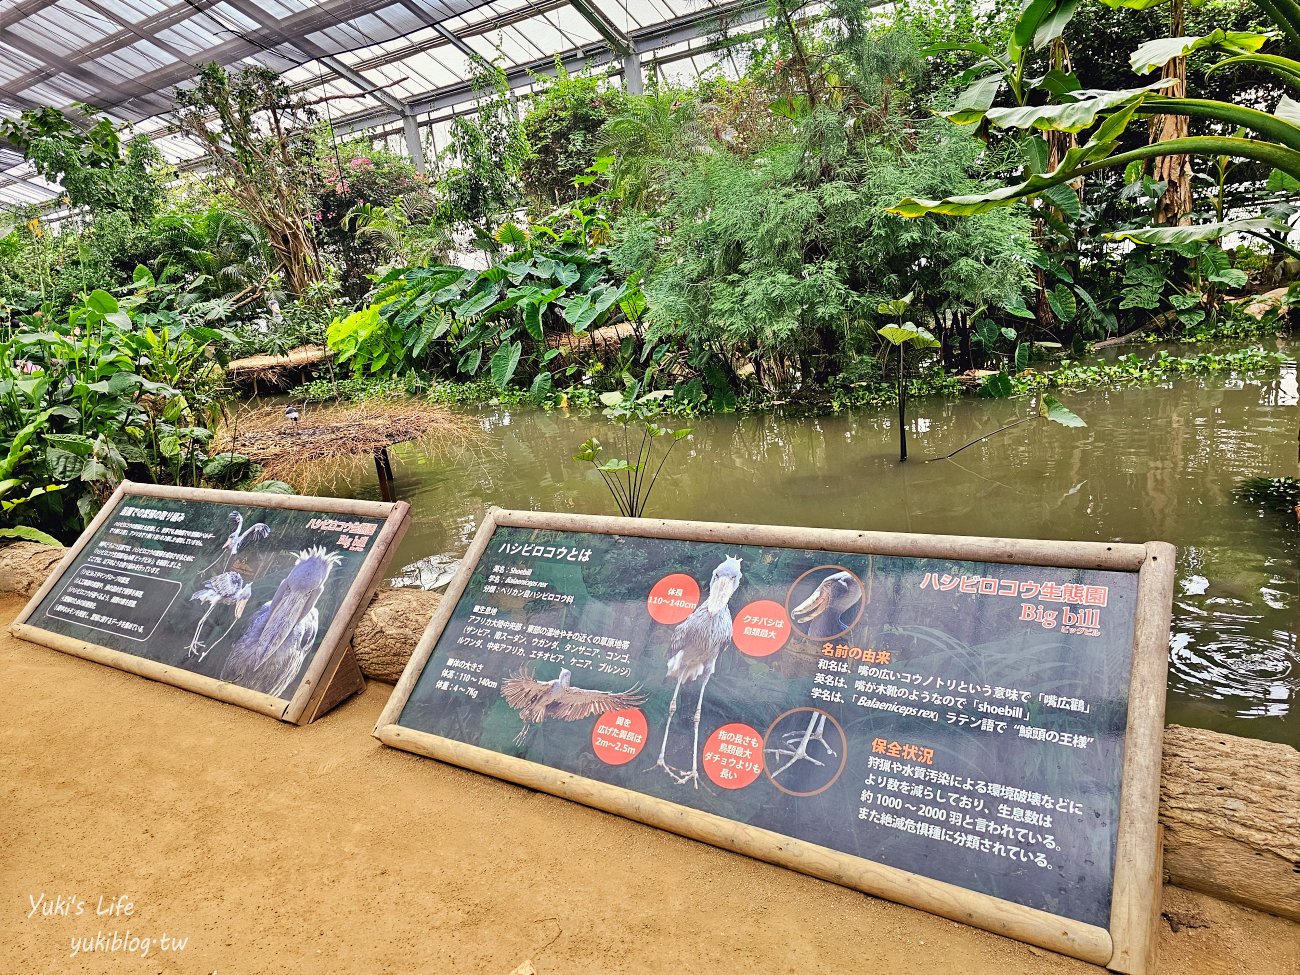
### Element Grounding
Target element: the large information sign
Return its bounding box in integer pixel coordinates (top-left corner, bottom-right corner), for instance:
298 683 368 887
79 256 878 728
377 510 1174 973
13 482 409 724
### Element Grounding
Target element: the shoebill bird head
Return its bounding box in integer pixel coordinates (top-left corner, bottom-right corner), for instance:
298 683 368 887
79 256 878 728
792 570 863 627
705 556 744 614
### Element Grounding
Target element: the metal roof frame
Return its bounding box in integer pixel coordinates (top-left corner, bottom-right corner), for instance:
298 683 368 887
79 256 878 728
0 0 791 206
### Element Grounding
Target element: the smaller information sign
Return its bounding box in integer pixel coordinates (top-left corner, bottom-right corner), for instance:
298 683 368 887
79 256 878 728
12 482 409 724
377 510 1175 974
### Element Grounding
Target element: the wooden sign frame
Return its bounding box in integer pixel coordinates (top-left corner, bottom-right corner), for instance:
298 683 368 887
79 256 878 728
376 508 1175 973
12 481 409 725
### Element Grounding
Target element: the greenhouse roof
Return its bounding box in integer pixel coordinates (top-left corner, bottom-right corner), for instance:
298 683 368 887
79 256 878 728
0 0 774 206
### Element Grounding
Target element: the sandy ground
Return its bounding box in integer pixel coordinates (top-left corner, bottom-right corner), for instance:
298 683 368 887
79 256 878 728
2 593 1296 975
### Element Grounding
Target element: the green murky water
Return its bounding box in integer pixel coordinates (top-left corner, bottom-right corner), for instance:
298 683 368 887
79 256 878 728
312 346 1299 747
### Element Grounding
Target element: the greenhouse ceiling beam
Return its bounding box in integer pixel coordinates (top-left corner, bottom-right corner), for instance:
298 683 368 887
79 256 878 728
0 0 480 120
565 0 643 94
327 0 776 136
317 54 426 173
566 0 631 54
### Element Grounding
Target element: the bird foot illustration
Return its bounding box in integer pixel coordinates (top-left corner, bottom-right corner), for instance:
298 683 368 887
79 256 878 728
765 742 826 780
783 728 837 758
649 757 700 786
186 641 204 659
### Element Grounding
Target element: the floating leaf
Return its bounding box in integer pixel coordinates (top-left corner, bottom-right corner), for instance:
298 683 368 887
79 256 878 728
1041 394 1088 427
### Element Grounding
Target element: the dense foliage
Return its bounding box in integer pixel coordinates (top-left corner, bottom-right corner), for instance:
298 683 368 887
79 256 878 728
0 0 1295 539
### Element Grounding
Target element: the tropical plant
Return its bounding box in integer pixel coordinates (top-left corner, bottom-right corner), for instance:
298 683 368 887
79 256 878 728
876 293 940 461
892 0 1300 222
0 287 229 542
433 62 530 240
520 67 627 210
175 64 322 296
573 386 692 517
0 106 166 219
331 206 642 395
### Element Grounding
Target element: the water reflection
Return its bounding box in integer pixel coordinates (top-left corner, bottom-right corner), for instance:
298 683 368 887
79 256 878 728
311 352 1299 746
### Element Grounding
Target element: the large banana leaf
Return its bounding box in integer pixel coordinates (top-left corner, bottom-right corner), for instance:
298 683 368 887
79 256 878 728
1130 31 1272 75
1104 216 1291 244
985 81 1175 132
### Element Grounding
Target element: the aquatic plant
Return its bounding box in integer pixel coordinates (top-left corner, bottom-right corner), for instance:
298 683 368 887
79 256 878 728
573 386 691 518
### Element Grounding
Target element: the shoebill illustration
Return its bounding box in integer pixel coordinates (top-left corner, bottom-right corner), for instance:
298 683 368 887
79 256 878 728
791 570 864 638
652 555 743 787
200 510 271 574
186 571 251 661
219 546 342 697
500 665 645 746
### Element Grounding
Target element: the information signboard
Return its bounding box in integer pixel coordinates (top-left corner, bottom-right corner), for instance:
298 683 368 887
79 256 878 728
13 482 409 724
377 509 1174 973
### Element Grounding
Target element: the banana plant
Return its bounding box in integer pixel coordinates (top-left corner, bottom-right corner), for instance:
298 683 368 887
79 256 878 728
892 0 1300 220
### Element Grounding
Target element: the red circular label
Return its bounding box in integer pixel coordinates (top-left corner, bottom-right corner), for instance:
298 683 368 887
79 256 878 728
591 708 648 765
646 573 700 624
731 599 791 657
701 722 764 789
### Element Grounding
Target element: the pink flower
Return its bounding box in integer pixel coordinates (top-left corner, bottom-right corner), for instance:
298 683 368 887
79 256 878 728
348 156 373 170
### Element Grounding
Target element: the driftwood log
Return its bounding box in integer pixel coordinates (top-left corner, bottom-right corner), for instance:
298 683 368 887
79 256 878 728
1160 724 1300 921
349 587 442 682
2 540 1297 921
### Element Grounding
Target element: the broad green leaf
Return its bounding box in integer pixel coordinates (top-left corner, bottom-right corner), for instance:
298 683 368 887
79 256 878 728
132 265 155 288
598 391 625 407
489 340 522 390
1267 168 1300 192
979 372 1014 398
1014 343 1031 372
573 438 602 462
523 300 544 341
1032 0 1079 50
1104 216 1290 245
86 289 118 315
1010 0 1058 62
1041 394 1087 427
946 72 1005 125
453 284 502 319
878 324 940 348
458 345 482 375
529 370 553 400
1041 183 1081 221
0 526 63 546
1047 285 1078 321
1099 0 1169 9
1039 69 1082 99
1130 31 1271 75
986 81 1174 133
494 222 529 247
1209 267 1248 288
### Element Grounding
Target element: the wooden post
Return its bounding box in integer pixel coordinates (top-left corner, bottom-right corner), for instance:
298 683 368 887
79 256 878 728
374 448 394 502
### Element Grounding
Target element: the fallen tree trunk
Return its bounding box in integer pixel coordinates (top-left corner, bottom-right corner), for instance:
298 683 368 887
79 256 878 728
3 541 1298 921
349 587 441 683
1159 724 1300 921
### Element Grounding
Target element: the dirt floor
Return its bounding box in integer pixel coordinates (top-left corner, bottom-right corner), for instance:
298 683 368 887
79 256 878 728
2 594 1296 975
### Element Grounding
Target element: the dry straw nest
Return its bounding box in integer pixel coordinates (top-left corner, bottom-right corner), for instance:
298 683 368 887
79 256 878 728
217 399 473 486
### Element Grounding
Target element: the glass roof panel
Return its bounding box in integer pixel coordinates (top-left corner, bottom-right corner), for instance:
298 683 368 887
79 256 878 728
0 0 791 206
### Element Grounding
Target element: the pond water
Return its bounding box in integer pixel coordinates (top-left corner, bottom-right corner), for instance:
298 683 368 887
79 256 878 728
312 344 1299 748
